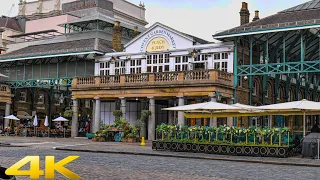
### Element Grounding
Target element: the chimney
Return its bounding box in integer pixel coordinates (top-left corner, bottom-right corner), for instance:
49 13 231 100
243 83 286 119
131 26 139 39
252 10 260 21
240 2 250 25
0 28 6 54
112 21 122 52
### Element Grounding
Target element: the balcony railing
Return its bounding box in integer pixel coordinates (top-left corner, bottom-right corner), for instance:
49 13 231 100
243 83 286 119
73 70 233 88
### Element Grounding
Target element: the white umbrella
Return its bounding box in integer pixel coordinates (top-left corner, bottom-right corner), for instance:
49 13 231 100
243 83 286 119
44 116 49 138
257 99 320 137
0 73 8 78
163 101 243 127
4 115 20 121
53 116 69 122
33 115 38 137
53 116 69 138
4 115 20 135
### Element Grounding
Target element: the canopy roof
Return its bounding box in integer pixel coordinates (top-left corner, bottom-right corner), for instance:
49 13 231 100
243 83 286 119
0 38 112 61
213 0 320 39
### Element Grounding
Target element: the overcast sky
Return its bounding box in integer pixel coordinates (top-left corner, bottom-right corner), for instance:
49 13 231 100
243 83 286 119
1 0 309 41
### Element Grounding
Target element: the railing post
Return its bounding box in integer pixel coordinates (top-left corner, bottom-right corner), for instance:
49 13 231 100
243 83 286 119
178 72 184 81
72 77 78 87
210 70 217 81
149 73 155 83
120 75 126 84
95 76 101 86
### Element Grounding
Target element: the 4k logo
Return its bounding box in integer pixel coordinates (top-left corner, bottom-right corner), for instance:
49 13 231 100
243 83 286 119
5 156 80 179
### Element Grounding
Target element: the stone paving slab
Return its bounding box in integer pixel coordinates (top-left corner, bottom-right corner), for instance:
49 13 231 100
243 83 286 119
55 142 320 167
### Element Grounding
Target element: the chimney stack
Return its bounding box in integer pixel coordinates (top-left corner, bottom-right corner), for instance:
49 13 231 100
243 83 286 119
240 2 250 25
112 21 123 52
252 10 260 21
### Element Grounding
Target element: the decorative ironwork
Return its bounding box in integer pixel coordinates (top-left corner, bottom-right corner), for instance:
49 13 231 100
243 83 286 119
5 78 73 89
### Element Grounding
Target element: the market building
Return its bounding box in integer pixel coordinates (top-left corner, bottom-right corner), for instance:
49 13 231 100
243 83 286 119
71 22 235 140
213 1 320 133
0 0 146 136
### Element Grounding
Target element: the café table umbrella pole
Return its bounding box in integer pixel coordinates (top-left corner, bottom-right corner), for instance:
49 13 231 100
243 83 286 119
44 116 49 138
33 115 38 137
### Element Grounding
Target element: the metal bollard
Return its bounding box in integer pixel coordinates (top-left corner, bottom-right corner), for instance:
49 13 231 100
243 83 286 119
317 138 320 160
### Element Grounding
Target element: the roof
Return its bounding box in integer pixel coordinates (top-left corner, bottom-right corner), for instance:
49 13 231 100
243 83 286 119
60 12 146 32
0 16 22 32
0 38 114 61
125 22 209 48
213 0 320 38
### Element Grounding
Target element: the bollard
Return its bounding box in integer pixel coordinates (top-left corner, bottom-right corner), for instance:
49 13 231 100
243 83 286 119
317 138 320 160
140 136 146 146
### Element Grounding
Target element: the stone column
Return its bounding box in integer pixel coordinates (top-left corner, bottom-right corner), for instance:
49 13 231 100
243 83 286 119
71 98 79 137
93 97 101 133
168 100 174 124
91 100 96 133
148 97 156 140
227 99 234 127
4 102 11 128
120 97 126 119
140 99 147 138
209 95 217 127
177 96 185 126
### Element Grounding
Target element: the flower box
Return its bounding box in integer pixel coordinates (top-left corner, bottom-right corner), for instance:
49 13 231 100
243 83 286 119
152 141 291 158
92 137 106 142
122 138 127 142
127 138 136 143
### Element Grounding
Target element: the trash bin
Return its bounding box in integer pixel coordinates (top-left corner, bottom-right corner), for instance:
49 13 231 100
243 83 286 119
0 167 15 180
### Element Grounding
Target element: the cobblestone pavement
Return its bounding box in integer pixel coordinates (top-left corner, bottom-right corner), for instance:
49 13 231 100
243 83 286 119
1 137 320 179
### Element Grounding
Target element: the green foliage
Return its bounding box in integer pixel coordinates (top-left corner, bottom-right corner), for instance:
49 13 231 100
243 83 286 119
63 110 73 118
112 110 123 121
155 123 291 147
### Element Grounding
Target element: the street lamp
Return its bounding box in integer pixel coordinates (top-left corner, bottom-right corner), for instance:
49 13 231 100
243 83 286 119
110 56 116 63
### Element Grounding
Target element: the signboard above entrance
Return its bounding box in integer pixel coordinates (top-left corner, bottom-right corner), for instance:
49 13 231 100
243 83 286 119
62 0 113 13
146 37 170 52
140 29 176 52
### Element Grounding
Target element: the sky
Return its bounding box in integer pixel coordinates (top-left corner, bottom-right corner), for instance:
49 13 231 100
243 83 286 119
0 0 309 41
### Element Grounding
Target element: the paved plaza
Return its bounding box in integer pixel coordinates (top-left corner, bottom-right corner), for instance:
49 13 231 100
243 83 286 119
0 137 319 180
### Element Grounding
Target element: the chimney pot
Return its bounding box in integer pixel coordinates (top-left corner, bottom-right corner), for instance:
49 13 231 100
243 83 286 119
242 2 248 9
253 10 260 22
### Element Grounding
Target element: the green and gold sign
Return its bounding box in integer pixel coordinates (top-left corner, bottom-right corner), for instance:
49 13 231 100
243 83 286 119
146 37 170 52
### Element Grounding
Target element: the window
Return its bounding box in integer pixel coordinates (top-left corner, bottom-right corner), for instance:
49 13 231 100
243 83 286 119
175 65 181 71
38 94 44 104
221 62 228 72
99 61 111 75
19 91 26 102
214 53 220 60
214 62 220 70
130 60 135 66
115 60 125 75
182 64 188 71
252 81 257 95
85 100 91 108
175 57 181 63
129 59 142 74
165 54 170 63
147 55 152 64
147 66 151 72
182 56 188 63
174 55 189 72
238 76 243 87
222 53 228 59
153 55 157 64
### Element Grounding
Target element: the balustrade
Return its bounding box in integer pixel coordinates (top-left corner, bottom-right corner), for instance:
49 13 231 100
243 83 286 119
101 75 120 84
154 72 178 82
77 77 95 85
73 70 233 87
184 70 210 80
0 85 7 92
218 71 232 81
125 74 149 83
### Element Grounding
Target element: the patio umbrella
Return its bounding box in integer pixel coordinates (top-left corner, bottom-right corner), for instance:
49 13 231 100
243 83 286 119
33 115 38 137
53 116 69 138
257 99 320 137
0 73 8 78
163 101 243 126
4 115 20 135
44 116 49 137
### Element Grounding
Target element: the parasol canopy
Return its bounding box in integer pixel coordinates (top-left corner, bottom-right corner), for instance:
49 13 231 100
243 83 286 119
52 116 69 122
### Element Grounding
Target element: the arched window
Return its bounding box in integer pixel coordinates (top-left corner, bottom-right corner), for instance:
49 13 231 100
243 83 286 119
252 80 257 96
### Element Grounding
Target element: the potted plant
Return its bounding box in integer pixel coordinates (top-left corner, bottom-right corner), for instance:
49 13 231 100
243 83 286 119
92 130 107 142
121 133 127 142
127 133 136 143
